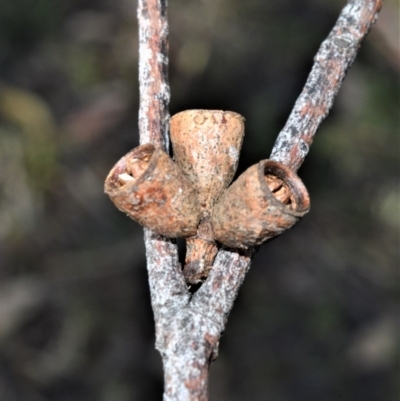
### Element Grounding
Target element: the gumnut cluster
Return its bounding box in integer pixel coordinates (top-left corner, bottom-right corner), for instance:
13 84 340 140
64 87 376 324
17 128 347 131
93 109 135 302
105 110 310 284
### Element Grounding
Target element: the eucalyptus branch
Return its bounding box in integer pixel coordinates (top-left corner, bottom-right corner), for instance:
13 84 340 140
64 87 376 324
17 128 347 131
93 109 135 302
271 0 383 171
198 0 383 336
135 0 383 400
138 0 189 324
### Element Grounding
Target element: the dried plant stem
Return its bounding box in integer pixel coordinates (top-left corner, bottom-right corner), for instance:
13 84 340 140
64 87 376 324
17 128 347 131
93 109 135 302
137 0 382 400
270 0 383 172
138 0 189 360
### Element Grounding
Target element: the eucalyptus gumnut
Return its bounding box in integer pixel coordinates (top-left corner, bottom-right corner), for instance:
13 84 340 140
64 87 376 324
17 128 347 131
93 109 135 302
170 109 245 212
104 144 201 238
211 159 310 249
169 109 245 284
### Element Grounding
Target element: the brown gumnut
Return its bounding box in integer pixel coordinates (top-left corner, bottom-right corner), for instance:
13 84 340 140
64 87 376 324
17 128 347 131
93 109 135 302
104 144 201 238
211 160 310 249
169 110 245 212
170 110 245 284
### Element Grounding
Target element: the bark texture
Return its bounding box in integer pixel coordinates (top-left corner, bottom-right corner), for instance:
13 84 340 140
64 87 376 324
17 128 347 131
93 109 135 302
270 0 383 172
137 0 383 400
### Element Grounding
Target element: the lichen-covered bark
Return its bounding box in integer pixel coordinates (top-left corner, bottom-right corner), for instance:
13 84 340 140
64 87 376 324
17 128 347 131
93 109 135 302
137 0 189 345
138 0 170 150
270 0 383 172
137 0 383 400
160 309 221 401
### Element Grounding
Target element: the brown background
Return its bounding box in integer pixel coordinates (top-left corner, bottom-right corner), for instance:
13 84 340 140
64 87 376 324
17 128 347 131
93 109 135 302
0 0 398 400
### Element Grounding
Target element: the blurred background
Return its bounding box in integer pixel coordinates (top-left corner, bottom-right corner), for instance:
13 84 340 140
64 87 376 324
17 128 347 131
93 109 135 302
0 0 398 400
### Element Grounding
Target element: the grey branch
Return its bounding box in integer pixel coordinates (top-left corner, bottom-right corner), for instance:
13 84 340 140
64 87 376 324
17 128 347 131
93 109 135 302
138 0 188 327
270 0 383 171
137 0 383 399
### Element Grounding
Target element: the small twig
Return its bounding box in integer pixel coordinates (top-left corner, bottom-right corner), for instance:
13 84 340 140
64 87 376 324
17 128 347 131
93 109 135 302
199 0 383 344
138 0 189 324
271 0 383 171
136 0 383 399
138 0 170 150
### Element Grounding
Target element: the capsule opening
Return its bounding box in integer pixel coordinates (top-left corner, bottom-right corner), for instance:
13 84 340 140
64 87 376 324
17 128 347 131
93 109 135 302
126 145 154 180
105 144 156 192
264 164 296 210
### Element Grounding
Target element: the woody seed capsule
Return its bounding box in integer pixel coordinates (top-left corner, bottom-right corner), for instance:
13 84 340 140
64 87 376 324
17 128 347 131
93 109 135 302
170 109 245 212
211 159 310 249
104 144 201 238
170 110 245 284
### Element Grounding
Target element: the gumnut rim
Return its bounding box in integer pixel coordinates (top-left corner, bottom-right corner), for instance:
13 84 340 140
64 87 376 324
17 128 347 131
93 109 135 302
261 160 310 216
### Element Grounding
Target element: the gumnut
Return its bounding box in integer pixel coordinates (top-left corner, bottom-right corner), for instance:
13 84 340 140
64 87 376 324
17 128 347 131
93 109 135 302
212 159 310 249
104 144 201 238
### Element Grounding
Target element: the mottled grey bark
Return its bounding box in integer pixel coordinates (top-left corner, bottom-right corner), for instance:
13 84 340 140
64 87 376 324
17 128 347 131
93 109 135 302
137 0 383 400
270 0 383 171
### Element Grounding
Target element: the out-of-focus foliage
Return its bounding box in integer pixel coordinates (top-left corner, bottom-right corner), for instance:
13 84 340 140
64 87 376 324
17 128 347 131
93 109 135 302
0 0 398 400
